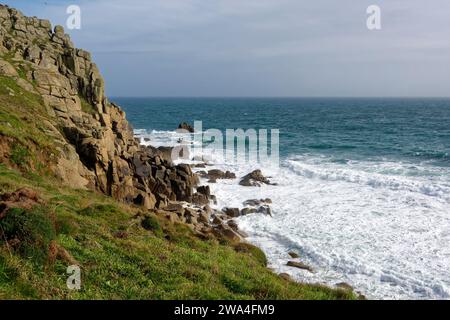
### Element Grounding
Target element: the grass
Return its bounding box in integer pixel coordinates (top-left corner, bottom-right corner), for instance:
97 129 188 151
79 95 96 115
0 76 49 145
10 144 29 166
0 164 356 300
0 206 56 266
0 74 59 175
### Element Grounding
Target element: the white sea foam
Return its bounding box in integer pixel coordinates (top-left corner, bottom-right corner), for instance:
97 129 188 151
136 129 450 300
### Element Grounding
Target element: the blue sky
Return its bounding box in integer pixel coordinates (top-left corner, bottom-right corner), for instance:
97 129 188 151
4 0 450 97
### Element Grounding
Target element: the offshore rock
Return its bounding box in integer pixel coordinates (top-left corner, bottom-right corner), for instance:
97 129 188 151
239 170 274 187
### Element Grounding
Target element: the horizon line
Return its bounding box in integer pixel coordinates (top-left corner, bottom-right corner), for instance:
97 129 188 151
109 96 450 99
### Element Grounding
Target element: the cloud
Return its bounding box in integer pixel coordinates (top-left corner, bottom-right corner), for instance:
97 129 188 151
4 0 450 96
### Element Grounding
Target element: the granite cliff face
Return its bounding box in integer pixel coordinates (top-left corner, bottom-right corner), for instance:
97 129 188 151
0 5 198 210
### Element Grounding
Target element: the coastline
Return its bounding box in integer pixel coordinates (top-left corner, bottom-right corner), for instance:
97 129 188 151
135 129 365 299
129 116 449 300
0 5 356 300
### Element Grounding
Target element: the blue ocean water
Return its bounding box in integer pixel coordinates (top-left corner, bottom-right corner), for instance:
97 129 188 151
113 97 450 167
113 97 450 299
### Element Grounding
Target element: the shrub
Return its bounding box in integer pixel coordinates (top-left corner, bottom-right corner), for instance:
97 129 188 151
141 215 163 237
10 144 29 166
233 242 268 267
79 96 96 115
78 204 120 217
0 207 56 265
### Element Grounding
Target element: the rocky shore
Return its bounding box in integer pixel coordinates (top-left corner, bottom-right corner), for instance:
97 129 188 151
0 4 275 256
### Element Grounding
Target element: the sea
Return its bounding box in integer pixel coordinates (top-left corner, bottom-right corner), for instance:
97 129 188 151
112 97 450 300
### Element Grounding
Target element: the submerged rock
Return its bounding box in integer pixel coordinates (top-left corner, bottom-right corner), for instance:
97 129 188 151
200 169 236 180
243 198 272 206
279 273 293 281
257 205 272 216
286 261 314 273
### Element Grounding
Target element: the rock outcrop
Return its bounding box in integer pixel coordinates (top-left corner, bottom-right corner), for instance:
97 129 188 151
177 122 194 133
239 170 274 187
0 188 41 220
286 261 314 273
198 169 236 183
0 5 197 210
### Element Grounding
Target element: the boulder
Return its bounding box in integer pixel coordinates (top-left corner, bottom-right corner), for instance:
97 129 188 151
227 220 239 231
336 282 354 292
224 171 236 179
212 216 223 225
279 273 293 281
201 169 236 180
177 122 194 133
286 261 314 273
196 185 210 197
257 205 272 216
0 59 18 77
192 193 209 205
202 204 212 216
222 207 240 218
184 208 198 225
239 170 274 187
243 198 272 206
0 188 41 220
209 194 217 205
198 211 210 224
165 202 184 214
213 223 241 242
236 229 248 238
240 207 257 216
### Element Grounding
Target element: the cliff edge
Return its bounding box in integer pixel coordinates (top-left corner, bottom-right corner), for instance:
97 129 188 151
0 4 198 210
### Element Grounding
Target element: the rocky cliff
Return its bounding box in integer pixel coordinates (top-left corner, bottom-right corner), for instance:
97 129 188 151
0 5 199 210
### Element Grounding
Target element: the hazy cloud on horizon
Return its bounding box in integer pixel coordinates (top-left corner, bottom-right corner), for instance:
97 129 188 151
4 0 450 97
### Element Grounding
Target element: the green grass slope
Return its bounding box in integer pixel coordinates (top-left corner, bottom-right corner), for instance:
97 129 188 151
0 165 355 300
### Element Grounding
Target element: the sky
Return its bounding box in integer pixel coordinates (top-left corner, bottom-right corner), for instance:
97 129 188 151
3 0 450 97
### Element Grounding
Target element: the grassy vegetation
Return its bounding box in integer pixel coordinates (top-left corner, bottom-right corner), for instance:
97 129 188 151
0 164 356 300
79 95 96 115
10 144 30 166
0 74 58 174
